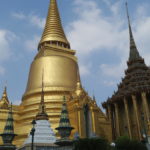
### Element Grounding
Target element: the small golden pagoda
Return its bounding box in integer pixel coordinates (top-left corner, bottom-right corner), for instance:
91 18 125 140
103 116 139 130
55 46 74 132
0 0 111 147
103 3 150 141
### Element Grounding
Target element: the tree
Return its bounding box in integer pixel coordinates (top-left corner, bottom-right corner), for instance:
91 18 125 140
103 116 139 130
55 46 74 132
74 137 110 150
115 136 147 150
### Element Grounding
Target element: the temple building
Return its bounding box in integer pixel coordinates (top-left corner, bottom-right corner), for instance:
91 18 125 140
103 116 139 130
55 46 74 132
102 4 150 142
0 0 111 147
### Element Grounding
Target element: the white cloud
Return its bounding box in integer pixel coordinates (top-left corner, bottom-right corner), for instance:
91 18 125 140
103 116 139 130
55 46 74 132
29 15 45 29
13 99 21 105
102 0 121 15
12 12 26 20
67 0 128 58
0 29 16 75
79 64 91 76
12 12 43 52
0 30 15 61
0 66 5 75
103 80 116 87
12 12 45 29
100 62 126 78
135 3 150 17
67 0 128 79
25 35 40 52
135 18 150 65
102 0 111 6
67 0 150 83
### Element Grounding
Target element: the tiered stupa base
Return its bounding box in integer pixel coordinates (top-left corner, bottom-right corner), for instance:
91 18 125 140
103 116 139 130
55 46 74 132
0 144 16 150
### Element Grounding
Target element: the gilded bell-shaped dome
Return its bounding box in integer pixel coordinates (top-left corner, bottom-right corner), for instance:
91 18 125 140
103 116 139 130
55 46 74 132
23 0 78 97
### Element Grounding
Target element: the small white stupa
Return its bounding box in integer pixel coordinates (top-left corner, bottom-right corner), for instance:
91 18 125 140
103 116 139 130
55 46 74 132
24 120 56 145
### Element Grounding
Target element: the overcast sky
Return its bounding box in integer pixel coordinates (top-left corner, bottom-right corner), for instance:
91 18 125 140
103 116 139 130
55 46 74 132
0 0 150 107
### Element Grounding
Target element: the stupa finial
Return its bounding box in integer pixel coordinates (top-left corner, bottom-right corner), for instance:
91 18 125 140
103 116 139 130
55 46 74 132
36 69 48 120
39 0 70 49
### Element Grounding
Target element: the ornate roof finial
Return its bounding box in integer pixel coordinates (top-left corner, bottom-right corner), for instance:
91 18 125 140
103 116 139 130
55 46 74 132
93 95 97 105
1 85 9 103
0 103 17 145
125 2 141 62
39 0 70 49
2 86 7 98
36 69 48 120
93 95 96 101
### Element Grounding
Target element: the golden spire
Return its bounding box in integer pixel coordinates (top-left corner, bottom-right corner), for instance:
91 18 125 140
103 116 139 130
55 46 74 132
1 86 9 103
93 95 97 105
39 0 70 49
2 86 7 98
36 70 48 120
76 68 83 96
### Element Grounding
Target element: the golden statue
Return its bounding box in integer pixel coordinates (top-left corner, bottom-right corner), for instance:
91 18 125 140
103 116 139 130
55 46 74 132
0 0 111 147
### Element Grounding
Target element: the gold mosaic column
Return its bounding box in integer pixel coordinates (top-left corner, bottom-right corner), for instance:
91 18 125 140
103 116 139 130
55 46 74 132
132 95 141 139
141 92 149 121
76 106 83 137
108 105 112 121
114 103 120 137
108 104 115 140
91 107 96 134
123 97 132 138
141 92 150 138
106 106 109 120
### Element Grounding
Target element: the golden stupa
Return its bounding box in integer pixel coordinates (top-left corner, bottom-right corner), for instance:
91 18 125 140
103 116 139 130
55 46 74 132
0 0 111 147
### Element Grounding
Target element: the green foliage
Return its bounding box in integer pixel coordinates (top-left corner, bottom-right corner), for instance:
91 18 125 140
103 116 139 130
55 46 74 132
74 137 110 150
115 136 147 150
115 136 130 150
73 136 148 150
